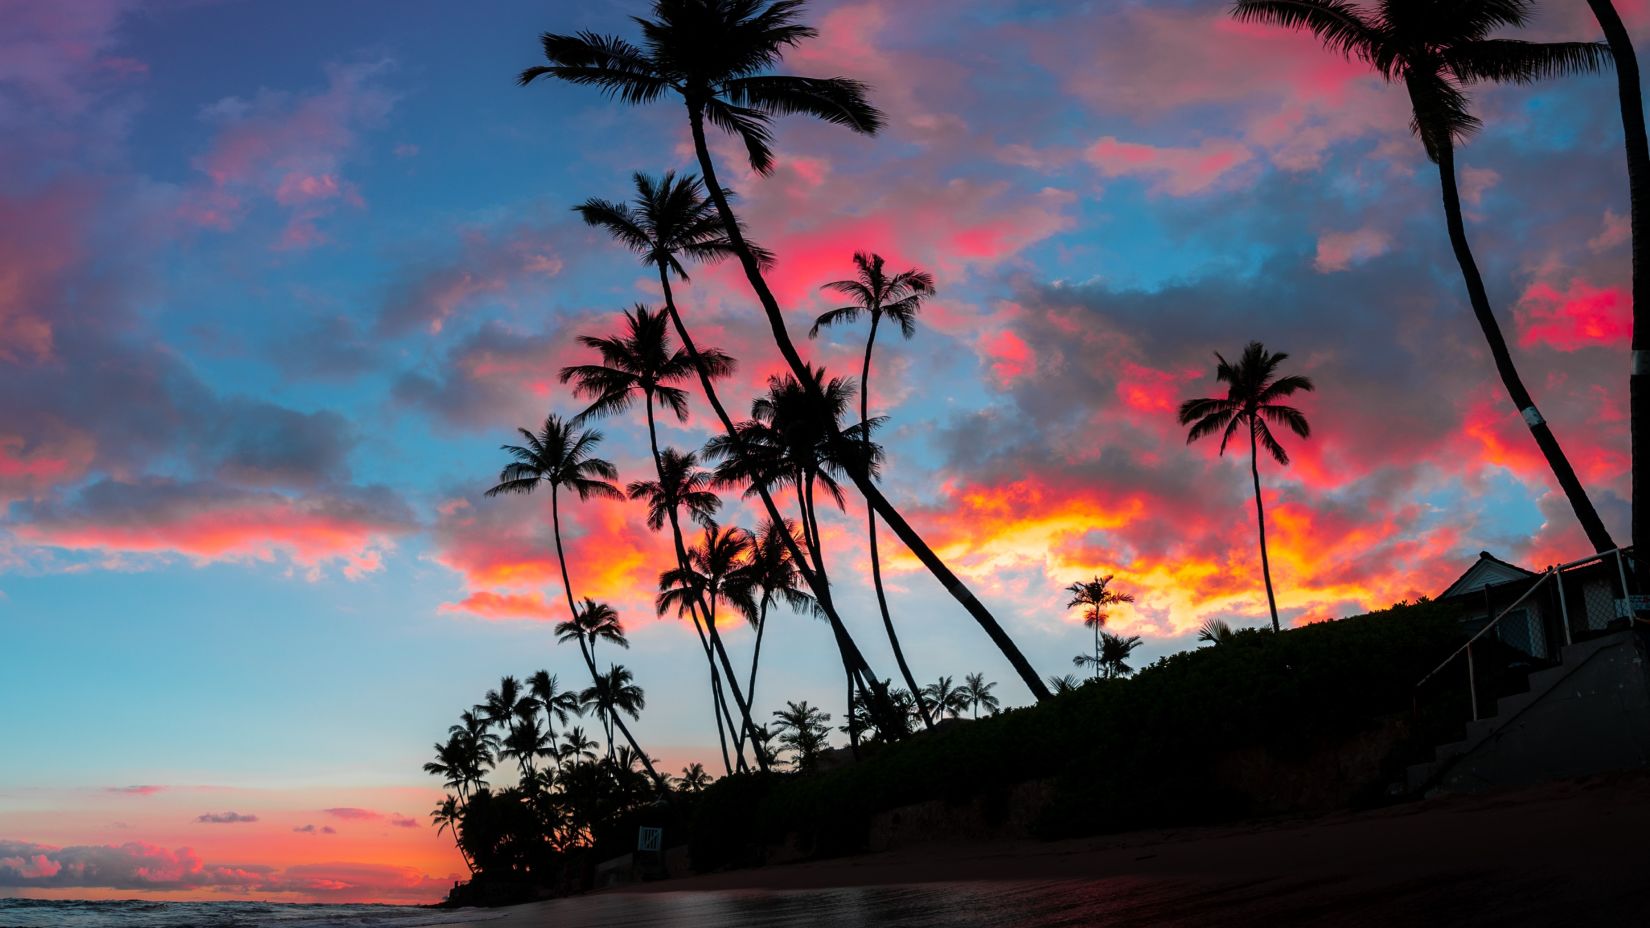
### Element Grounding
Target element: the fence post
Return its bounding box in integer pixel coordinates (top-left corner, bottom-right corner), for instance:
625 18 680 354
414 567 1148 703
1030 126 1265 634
1615 549 1633 624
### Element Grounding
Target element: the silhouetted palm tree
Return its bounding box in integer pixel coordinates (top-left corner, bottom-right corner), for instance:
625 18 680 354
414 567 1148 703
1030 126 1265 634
962 672 1000 719
706 367 886 748
552 599 665 788
1098 631 1143 679
1197 618 1239 646
478 675 537 736
1047 673 1083 696
527 670 582 744
569 169 900 734
425 731 490 803
580 665 647 765
1179 342 1312 632
1065 575 1136 682
810 251 937 728
1587 0 1649 583
920 675 969 720
1234 0 1614 554
500 712 556 784
726 518 816 738
772 699 833 771
558 726 599 767
679 762 713 792
430 796 473 875
521 0 1051 701
627 450 746 774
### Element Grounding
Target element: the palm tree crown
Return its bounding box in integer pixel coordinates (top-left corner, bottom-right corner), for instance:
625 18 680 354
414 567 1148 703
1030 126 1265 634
560 303 733 423
485 414 625 504
1231 0 1609 162
810 251 934 340
572 171 770 279
556 598 630 653
627 448 723 532
1179 342 1313 464
521 0 883 176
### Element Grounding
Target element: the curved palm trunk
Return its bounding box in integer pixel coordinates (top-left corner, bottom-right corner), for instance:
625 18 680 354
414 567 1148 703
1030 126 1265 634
732 599 771 758
644 395 748 773
798 474 859 752
686 101 1051 702
1589 0 1650 590
549 491 667 790
653 264 903 736
861 316 934 729
1249 426 1282 633
1433 137 1616 554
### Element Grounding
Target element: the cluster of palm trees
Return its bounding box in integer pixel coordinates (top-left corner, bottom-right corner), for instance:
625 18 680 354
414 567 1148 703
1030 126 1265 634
424 672 678 878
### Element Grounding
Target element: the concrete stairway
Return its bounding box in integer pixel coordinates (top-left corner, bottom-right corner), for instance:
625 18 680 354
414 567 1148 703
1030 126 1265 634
1406 627 1650 796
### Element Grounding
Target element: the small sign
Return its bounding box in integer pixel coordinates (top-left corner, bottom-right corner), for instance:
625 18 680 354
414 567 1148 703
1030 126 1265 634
637 826 662 852
1630 595 1650 614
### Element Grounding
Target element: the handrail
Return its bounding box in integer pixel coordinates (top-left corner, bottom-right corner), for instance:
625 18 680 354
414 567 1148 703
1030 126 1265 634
1416 568 1553 691
1415 546 1639 720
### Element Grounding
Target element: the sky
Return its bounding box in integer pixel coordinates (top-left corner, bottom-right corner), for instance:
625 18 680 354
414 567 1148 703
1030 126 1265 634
1 0 1645 906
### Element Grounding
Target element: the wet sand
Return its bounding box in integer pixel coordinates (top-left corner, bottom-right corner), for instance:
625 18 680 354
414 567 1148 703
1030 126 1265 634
450 772 1650 926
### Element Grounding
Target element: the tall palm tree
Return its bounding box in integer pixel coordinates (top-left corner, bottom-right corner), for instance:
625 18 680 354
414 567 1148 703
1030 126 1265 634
627 449 745 774
527 670 582 745
1586 0 1650 586
809 251 937 728
727 518 817 731
478 675 537 736
1098 631 1144 680
962 672 1000 719
1065 575 1136 682
1178 342 1313 632
581 664 648 765
568 170 901 734
521 0 1051 701
561 303 764 766
706 367 886 746
1233 0 1615 554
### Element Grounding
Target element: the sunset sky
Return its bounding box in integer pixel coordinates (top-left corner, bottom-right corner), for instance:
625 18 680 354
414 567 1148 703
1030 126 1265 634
2 0 1644 905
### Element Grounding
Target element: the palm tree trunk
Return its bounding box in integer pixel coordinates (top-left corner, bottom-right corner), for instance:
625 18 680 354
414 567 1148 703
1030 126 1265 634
652 264 903 735
686 101 1051 702
732 599 770 758
1433 137 1617 553
1249 425 1282 633
1092 620 1102 681
552 495 667 790
571 634 666 790
861 316 934 729
1589 0 1649 590
698 596 763 775
644 394 749 773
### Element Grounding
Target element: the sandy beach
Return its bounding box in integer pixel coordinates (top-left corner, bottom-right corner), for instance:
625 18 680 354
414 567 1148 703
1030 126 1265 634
443 772 1650 926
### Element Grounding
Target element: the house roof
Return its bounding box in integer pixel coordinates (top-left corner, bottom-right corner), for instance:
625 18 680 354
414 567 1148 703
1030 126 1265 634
1438 551 1538 600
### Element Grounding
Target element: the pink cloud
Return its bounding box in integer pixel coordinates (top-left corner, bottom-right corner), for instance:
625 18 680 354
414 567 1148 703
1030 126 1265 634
1085 136 1253 196
982 330 1034 384
1315 227 1391 272
439 590 559 621
322 808 382 821
1516 279 1630 351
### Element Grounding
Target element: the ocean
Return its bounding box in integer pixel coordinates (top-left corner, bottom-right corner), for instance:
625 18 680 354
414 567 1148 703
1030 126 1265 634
0 899 507 928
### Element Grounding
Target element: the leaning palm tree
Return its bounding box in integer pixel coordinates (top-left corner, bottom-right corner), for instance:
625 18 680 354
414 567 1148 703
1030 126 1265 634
1586 0 1649 584
1178 342 1313 632
521 0 1052 701
726 518 817 727
561 303 765 766
961 672 1000 719
430 796 473 875
549 598 666 788
1065 575 1136 682
1233 0 1615 554
568 170 901 734
625 446 758 773
809 251 937 727
581 664 648 765
1098 631 1144 680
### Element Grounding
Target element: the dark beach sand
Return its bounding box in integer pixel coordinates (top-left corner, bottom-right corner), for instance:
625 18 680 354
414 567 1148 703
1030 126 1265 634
453 772 1650 927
